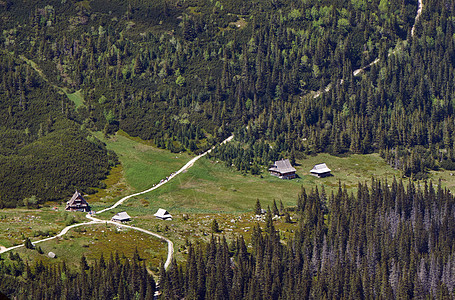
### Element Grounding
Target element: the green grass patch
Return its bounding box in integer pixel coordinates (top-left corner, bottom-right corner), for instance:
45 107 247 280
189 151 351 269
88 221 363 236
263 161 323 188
89 132 406 215
188 6 202 15
14 223 167 272
85 164 131 206
65 89 85 109
91 131 192 199
0 208 86 248
110 152 401 215
428 169 455 191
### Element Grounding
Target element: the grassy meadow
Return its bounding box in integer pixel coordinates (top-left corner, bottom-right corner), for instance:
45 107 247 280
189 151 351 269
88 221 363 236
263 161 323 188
3 131 455 267
0 208 87 248
13 223 167 270
93 131 191 192
65 89 85 109
98 151 402 215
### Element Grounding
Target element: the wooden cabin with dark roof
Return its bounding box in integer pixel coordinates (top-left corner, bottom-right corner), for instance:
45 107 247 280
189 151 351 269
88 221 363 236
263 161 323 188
65 190 91 212
269 159 297 179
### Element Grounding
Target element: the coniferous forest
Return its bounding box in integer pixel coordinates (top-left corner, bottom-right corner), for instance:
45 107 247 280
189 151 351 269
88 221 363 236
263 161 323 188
1 0 455 206
3 0 455 299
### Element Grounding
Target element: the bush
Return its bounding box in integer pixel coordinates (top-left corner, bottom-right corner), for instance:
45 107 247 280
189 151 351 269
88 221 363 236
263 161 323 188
440 159 455 170
23 195 38 208
65 215 77 226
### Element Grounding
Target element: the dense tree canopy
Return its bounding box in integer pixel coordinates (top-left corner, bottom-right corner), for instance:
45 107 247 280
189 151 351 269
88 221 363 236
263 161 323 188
2 0 444 179
2 0 455 185
159 180 455 299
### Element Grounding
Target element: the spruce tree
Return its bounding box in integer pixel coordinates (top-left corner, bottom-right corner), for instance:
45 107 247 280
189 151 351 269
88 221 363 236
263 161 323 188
211 219 221 233
255 199 262 215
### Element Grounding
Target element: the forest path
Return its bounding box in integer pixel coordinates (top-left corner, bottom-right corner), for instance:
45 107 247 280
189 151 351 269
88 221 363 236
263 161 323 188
352 0 423 76
96 135 234 215
0 135 234 272
411 0 424 37
313 0 424 97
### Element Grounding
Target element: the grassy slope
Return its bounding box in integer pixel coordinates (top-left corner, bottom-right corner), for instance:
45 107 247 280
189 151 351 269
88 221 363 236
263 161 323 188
91 133 403 216
115 152 402 214
0 208 87 248
14 224 167 270
92 132 191 191
93 133 455 216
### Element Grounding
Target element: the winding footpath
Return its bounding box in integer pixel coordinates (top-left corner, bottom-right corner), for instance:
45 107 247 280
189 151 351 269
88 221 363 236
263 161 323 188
352 0 423 77
313 0 424 98
0 135 234 272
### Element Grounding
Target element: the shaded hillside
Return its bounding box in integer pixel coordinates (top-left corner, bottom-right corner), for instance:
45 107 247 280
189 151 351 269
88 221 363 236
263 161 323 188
0 54 116 207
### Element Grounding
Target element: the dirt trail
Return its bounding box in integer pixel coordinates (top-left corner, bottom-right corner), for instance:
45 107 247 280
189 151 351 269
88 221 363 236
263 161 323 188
0 135 234 273
352 0 423 77
411 0 423 37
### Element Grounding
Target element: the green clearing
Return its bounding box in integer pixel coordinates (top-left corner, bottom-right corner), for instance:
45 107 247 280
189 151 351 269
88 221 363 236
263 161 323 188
428 169 455 191
92 132 191 192
65 89 85 109
104 152 402 215
97 132 455 216
4 133 455 265
93 132 455 216
0 208 86 248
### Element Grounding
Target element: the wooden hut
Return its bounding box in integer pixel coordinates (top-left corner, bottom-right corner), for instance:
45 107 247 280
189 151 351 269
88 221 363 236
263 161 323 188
65 190 91 212
154 209 172 220
268 159 297 179
310 163 332 178
111 211 131 222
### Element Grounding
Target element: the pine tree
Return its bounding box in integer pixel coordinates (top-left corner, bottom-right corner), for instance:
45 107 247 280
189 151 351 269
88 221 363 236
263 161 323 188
279 200 285 215
211 219 221 233
255 199 262 215
24 237 34 249
80 255 89 271
272 199 279 216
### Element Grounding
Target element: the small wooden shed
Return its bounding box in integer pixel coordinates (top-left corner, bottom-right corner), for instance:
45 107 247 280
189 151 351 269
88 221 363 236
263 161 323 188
154 209 172 220
112 211 131 222
310 163 332 178
268 159 297 179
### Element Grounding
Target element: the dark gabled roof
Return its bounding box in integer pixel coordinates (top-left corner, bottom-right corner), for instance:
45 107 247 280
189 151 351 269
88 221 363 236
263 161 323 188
310 163 331 174
66 190 90 207
268 159 296 174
